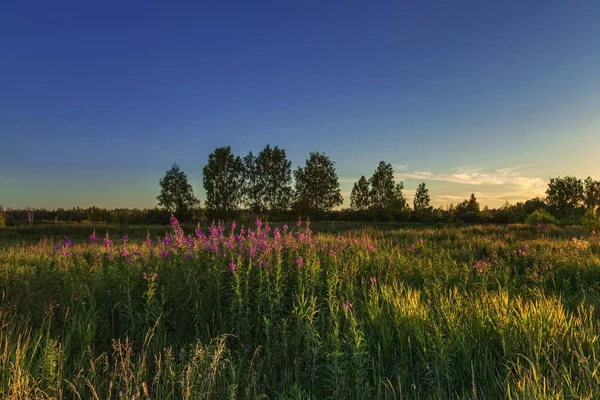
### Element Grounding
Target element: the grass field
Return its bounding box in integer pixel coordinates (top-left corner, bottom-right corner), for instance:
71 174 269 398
1 219 599 399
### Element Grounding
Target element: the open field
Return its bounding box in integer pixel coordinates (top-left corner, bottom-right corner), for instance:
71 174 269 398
1 220 600 399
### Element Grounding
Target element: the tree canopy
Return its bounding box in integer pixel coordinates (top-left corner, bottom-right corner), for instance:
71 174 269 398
293 152 343 214
203 146 244 219
157 163 199 219
350 176 371 211
546 176 585 219
242 145 293 214
413 182 432 217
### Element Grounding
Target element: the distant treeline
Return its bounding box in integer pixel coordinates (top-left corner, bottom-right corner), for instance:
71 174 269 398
1 145 599 229
0 194 596 228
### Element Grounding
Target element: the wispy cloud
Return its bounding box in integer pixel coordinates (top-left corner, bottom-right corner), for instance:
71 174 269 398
398 165 543 188
395 165 546 205
339 165 547 207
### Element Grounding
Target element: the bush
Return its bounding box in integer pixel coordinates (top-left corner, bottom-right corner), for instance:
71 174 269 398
457 211 486 223
525 209 558 226
582 209 600 232
0 216 5 228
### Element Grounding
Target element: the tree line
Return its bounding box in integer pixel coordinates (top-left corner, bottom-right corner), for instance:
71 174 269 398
1 145 599 228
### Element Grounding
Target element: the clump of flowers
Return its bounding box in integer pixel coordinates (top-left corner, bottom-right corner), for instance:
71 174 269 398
142 272 158 280
473 258 492 273
295 257 304 267
510 245 529 257
89 230 98 242
103 232 112 247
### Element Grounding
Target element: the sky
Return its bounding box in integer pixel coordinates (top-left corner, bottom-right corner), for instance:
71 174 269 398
1 1 600 210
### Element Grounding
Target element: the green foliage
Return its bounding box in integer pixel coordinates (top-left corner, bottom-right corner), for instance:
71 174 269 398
369 161 396 210
546 176 585 219
367 161 409 217
584 176 600 211
157 163 199 219
203 146 244 219
413 182 432 218
350 175 371 211
293 152 343 214
390 181 410 215
0 216 5 228
241 145 293 214
1 224 600 398
525 209 559 226
582 208 600 231
455 193 482 222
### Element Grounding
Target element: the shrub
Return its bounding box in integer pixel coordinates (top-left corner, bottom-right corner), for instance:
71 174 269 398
582 209 600 231
0 216 5 228
525 209 558 226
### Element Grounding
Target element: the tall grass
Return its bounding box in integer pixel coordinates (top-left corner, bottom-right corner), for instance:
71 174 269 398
1 220 599 399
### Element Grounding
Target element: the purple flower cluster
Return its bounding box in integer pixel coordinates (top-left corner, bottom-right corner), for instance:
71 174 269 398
510 244 529 257
81 218 379 274
473 259 491 273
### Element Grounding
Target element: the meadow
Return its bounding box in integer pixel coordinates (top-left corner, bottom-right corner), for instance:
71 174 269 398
1 219 599 399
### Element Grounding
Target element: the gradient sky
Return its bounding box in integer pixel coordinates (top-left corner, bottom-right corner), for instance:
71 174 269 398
2 1 600 210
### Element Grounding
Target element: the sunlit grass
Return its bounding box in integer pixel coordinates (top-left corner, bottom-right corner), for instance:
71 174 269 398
1 220 599 399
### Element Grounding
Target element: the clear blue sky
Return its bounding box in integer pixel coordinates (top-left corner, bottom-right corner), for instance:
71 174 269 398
2 1 600 209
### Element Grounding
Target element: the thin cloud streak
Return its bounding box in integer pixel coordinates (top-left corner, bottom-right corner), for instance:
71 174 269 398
396 165 545 188
397 165 547 206
340 165 547 207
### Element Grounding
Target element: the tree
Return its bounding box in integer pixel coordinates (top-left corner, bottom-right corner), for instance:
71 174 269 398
455 193 481 221
157 163 199 219
413 182 432 218
546 176 584 219
350 176 371 210
466 193 480 213
369 161 397 210
203 146 244 219
390 182 410 215
584 177 600 212
242 145 293 214
293 152 343 214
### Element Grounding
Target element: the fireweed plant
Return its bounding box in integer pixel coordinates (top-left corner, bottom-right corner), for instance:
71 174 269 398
1 219 600 399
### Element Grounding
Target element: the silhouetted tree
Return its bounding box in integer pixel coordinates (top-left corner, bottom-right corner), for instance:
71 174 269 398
369 161 397 211
413 182 432 218
390 182 410 215
157 163 199 220
242 145 293 214
203 146 243 219
293 152 343 214
350 176 371 210
546 176 584 219
584 176 600 211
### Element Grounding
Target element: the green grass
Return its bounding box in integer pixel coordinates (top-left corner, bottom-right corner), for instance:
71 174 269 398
1 222 599 399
